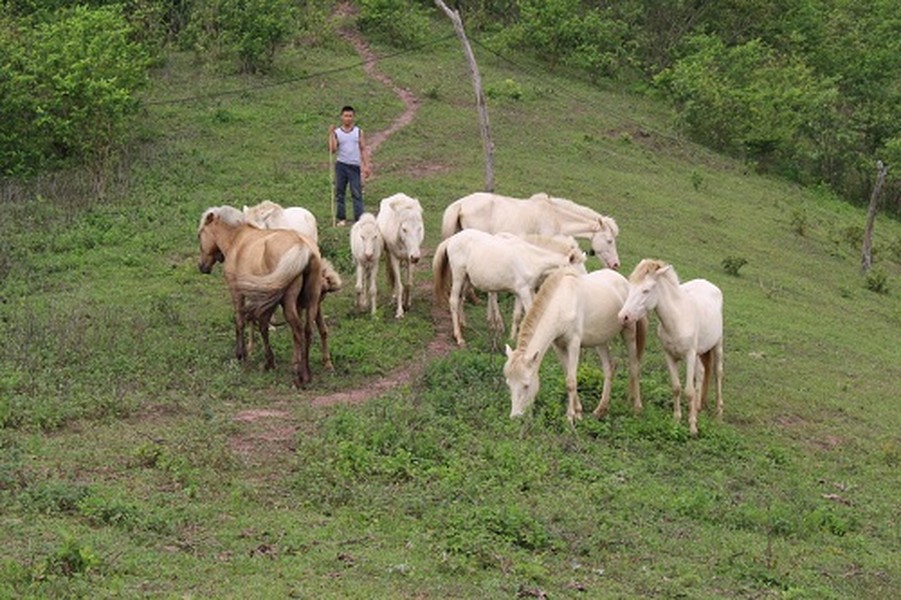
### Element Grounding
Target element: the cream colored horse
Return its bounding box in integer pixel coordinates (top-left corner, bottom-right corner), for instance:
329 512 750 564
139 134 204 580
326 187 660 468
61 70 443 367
618 259 724 436
197 206 322 387
243 200 318 244
441 192 620 269
377 193 424 318
350 213 382 316
433 230 587 346
504 267 646 424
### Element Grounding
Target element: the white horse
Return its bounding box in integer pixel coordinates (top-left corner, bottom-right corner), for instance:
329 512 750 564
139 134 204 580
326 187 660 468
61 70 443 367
618 259 724 436
433 230 588 346
243 200 318 245
489 233 586 338
350 213 382 316
441 191 620 269
376 193 424 318
504 267 646 424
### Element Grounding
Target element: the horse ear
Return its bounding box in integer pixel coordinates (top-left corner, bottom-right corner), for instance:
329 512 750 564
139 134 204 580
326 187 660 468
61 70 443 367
204 211 216 225
505 344 514 358
527 350 540 366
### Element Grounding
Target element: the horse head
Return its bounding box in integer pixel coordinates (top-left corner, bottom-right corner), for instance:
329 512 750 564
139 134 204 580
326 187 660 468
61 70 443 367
619 259 669 325
504 345 541 418
588 217 620 270
399 219 423 264
197 210 226 274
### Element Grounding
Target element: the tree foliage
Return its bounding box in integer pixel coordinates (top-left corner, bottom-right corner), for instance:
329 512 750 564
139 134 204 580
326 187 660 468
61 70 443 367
0 5 150 176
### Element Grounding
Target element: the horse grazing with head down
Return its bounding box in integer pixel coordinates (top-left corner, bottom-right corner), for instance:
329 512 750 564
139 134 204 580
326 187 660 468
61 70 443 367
441 192 620 269
433 230 587 346
197 206 322 387
377 193 424 318
618 259 724 436
350 213 382 316
504 267 646 424
243 200 319 244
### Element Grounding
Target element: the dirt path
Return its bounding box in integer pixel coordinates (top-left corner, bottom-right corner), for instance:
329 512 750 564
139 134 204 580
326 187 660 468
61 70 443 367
229 14 453 464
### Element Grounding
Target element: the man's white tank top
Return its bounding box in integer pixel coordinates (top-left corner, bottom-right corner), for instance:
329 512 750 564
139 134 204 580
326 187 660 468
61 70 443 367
335 126 361 166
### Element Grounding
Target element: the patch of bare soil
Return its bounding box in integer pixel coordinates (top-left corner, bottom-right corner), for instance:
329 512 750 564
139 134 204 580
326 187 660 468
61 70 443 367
228 11 460 469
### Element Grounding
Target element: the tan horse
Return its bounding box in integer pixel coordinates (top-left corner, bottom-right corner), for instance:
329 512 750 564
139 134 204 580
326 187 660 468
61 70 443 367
197 206 323 387
504 267 646 425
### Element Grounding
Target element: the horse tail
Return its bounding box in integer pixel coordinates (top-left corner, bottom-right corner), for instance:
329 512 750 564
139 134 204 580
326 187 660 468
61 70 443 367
635 315 648 361
699 349 714 410
432 238 452 305
236 245 310 318
441 200 463 240
299 252 323 321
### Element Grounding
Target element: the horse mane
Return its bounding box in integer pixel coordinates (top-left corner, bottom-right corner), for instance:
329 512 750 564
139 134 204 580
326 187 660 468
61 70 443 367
629 258 678 285
529 193 618 234
515 267 577 347
198 205 245 233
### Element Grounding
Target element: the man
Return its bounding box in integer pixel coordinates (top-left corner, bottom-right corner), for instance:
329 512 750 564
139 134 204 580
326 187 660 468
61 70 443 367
328 105 371 226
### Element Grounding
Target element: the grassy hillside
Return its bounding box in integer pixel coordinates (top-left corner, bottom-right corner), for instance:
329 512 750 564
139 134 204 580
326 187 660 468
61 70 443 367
1 15 899 599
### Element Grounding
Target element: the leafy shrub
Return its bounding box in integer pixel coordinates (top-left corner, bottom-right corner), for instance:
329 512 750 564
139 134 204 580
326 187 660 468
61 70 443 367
864 268 889 294
655 34 839 177
722 256 748 276
0 6 151 176
183 0 296 73
358 0 431 49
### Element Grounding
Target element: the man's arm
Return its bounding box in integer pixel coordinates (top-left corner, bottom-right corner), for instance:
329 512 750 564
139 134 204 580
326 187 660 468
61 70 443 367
328 125 337 153
359 129 372 179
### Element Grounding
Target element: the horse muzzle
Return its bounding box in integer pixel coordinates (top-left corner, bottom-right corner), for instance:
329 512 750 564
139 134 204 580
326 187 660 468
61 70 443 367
199 262 213 274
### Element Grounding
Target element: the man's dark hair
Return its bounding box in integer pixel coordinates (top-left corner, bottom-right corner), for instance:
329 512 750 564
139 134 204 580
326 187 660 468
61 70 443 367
341 105 355 114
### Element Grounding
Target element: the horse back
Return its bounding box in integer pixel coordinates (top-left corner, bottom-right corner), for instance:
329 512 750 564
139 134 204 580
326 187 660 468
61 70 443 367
682 279 724 351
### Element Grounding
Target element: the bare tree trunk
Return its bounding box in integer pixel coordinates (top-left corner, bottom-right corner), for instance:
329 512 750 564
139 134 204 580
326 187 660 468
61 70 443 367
433 0 495 192
861 160 888 272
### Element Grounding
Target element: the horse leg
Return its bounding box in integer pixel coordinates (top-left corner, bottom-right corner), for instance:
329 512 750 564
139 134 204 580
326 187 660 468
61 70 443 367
591 345 615 419
403 260 414 309
486 293 503 333
714 340 724 419
556 339 583 425
622 325 643 414
316 307 332 370
391 256 404 318
355 264 366 312
664 352 683 423
231 294 247 362
684 350 699 436
449 276 466 346
368 266 378 317
258 311 276 370
282 284 307 388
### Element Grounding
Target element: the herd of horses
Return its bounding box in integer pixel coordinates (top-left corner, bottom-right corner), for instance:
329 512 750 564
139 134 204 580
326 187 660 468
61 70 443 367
197 191 724 436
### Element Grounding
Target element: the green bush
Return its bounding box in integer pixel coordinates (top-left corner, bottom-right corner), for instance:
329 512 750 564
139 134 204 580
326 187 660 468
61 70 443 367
0 6 150 176
358 0 431 49
183 0 296 73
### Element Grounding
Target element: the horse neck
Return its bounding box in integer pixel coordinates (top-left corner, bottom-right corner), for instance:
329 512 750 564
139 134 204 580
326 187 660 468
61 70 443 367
652 276 693 337
212 222 245 255
518 285 568 360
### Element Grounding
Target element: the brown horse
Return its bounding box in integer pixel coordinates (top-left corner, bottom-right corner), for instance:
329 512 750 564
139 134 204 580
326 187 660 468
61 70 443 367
197 206 323 387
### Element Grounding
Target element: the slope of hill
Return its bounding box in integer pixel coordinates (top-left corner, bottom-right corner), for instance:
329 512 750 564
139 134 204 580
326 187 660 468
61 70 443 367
0 15 898 599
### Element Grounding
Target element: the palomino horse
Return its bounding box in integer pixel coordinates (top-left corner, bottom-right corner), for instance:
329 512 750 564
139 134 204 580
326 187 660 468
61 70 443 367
505 267 646 424
350 213 382 316
618 259 724 436
376 193 424 318
441 192 620 269
197 206 322 387
243 200 319 244
433 230 587 346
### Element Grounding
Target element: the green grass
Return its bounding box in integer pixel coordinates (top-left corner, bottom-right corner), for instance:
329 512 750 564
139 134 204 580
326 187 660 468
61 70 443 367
1 13 899 599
